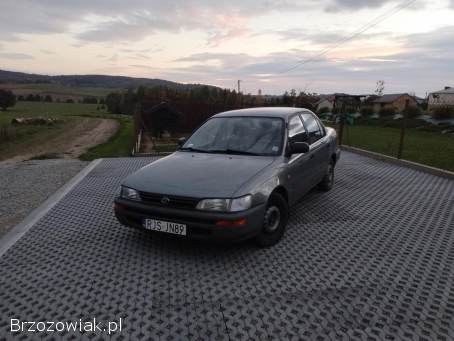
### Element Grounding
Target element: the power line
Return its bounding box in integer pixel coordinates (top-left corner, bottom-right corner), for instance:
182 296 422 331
278 0 417 74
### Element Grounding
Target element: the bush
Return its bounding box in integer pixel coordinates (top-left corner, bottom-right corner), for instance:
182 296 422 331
0 89 16 110
432 106 454 120
379 107 396 117
0 123 16 142
360 107 374 117
403 105 421 118
317 107 330 115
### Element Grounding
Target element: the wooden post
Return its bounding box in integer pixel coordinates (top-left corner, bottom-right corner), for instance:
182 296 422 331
338 101 346 146
397 99 409 159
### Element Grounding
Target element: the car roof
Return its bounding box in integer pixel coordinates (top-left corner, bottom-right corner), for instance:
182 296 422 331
212 107 311 119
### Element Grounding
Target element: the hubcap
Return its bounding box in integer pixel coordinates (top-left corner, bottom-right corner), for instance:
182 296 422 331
263 206 281 233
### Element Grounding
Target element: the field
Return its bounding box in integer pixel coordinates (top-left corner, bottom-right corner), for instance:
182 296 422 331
341 124 454 171
80 118 133 160
4 83 115 100
0 101 132 161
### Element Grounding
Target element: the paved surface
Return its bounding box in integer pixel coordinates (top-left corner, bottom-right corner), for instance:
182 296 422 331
0 159 88 236
1 152 453 340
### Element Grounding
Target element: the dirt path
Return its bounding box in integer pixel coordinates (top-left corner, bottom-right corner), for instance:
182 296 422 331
1 118 119 163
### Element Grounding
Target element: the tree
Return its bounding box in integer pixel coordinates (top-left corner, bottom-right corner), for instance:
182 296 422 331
83 97 98 104
44 95 53 102
0 89 16 111
403 105 421 118
375 80 385 96
105 92 123 114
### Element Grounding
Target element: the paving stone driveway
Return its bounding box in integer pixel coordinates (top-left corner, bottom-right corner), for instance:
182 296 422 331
1 152 453 340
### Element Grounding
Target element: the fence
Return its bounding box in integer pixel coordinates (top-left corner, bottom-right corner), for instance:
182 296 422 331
334 111 454 172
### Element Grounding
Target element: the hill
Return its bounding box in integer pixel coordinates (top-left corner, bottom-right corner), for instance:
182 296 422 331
0 69 217 89
0 69 220 100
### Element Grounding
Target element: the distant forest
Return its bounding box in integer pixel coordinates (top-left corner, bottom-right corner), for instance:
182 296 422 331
106 86 318 132
0 69 219 91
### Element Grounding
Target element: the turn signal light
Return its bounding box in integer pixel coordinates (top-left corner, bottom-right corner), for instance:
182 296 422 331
216 218 247 227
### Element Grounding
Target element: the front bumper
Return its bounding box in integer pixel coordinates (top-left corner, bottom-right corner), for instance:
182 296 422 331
114 198 266 242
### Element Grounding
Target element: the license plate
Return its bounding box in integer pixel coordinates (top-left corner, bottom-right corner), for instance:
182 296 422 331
143 218 187 236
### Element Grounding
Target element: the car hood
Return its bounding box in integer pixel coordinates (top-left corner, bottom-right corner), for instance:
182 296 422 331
122 151 276 198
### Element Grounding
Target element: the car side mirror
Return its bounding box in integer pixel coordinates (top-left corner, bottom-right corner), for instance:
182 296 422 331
289 141 310 155
177 137 186 147
299 132 309 142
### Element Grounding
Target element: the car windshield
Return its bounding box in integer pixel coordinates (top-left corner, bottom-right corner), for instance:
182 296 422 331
181 116 284 156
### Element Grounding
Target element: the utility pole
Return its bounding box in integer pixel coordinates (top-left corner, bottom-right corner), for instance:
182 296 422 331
237 80 241 94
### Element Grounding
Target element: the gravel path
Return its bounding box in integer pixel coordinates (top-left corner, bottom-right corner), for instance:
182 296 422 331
0 159 88 236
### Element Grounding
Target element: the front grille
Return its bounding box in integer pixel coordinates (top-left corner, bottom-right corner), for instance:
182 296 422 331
138 191 199 210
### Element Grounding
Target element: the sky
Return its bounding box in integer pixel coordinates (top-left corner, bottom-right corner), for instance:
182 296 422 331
0 0 453 96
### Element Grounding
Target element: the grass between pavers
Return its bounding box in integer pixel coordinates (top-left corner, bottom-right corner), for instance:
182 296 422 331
79 118 133 160
342 125 454 172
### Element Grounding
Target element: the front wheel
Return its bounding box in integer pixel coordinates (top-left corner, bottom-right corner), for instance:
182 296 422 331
254 193 289 247
318 160 335 191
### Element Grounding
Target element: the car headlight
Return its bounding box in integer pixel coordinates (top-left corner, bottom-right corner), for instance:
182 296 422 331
120 186 141 201
196 195 252 212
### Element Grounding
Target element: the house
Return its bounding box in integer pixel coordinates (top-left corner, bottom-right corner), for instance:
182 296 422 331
139 101 182 138
315 96 334 112
428 87 454 109
372 93 418 113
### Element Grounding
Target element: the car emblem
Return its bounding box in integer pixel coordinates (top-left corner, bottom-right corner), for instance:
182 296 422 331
161 197 170 205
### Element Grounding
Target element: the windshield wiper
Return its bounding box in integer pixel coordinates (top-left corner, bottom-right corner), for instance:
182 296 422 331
179 146 210 153
208 149 263 156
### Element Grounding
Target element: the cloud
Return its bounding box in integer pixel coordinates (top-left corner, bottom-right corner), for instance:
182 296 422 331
324 0 426 12
325 0 392 11
41 49 55 55
168 25 454 96
3 0 395 45
0 52 34 60
272 29 391 45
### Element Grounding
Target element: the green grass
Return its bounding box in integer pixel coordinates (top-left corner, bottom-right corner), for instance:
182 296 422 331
342 125 454 171
79 118 133 160
0 101 132 160
0 101 104 124
0 102 104 158
5 83 115 98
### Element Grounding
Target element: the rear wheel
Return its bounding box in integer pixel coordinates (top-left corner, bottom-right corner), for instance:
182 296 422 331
255 193 289 247
319 160 335 191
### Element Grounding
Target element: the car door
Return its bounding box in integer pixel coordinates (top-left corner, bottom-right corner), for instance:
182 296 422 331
300 112 330 183
285 114 319 204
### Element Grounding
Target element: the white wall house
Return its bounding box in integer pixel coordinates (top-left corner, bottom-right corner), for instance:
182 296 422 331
428 87 454 109
315 98 334 112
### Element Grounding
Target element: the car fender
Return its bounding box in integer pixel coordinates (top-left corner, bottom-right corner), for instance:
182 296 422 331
232 159 288 206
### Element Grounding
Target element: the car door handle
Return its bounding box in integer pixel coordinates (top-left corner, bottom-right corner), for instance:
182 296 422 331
310 154 315 159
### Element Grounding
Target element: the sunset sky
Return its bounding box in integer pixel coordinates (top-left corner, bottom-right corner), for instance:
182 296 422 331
1 0 453 96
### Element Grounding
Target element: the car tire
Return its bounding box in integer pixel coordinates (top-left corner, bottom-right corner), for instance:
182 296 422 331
254 192 289 247
319 160 335 191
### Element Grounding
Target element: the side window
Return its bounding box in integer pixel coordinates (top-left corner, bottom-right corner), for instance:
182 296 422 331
316 118 326 137
301 113 323 144
288 115 307 143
